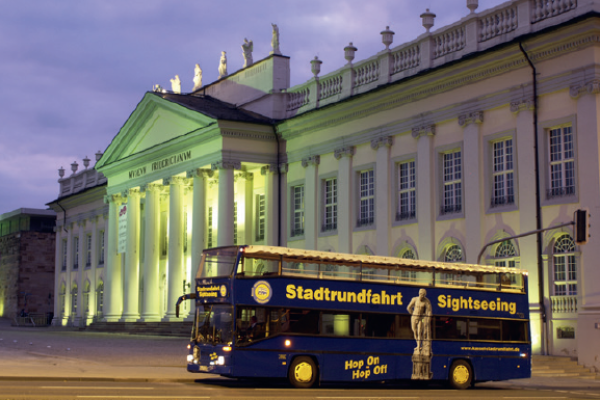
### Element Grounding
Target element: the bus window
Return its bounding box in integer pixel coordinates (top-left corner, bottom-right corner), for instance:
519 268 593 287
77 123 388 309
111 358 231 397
435 316 468 340
502 320 528 342
362 265 389 282
240 256 279 277
468 318 501 341
288 309 320 334
364 313 395 337
321 313 363 336
198 247 238 278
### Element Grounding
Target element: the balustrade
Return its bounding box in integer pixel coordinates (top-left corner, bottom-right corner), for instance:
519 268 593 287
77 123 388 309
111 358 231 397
283 0 586 117
551 295 578 313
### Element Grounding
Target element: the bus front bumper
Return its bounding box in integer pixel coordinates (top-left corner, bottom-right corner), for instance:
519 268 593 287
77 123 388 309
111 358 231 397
187 363 232 375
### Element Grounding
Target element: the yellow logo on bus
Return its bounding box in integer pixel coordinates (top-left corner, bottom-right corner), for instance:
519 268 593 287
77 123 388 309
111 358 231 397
220 285 227 297
251 281 272 304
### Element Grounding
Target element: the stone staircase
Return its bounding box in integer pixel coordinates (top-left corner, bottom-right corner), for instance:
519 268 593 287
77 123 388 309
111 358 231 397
85 321 193 337
532 355 598 379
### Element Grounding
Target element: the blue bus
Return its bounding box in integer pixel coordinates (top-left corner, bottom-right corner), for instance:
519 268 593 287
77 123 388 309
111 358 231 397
176 245 530 389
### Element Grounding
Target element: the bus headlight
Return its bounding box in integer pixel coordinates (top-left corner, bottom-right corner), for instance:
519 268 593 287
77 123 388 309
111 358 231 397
187 354 194 363
216 356 225 365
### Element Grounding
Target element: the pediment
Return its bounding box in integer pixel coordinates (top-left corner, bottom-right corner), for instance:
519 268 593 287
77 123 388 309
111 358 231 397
97 92 216 168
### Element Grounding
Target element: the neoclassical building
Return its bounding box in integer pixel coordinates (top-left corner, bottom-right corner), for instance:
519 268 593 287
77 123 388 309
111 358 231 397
54 0 600 370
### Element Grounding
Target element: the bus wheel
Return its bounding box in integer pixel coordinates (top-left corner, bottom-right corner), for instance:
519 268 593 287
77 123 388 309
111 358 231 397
449 360 472 390
289 356 317 388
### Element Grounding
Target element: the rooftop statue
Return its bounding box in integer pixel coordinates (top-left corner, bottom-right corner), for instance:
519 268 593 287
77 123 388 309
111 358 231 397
242 38 254 68
270 23 281 55
193 64 203 91
170 75 181 94
218 51 228 79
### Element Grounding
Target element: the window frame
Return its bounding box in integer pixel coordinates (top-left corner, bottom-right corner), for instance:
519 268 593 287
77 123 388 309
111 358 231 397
552 234 577 296
255 193 265 242
393 154 417 226
288 180 305 240
353 163 376 231
436 143 465 221
318 172 339 236
73 236 79 270
539 116 579 206
98 230 105 266
484 130 518 214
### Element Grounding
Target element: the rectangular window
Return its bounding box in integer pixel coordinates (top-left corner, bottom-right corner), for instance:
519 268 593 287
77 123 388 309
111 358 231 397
554 253 576 296
323 178 337 231
491 139 515 207
207 207 213 248
160 211 168 256
97 284 104 315
98 231 105 265
233 202 238 245
548 126 575 199
85 234 92 267
256 194 265 241
397 160 416 220
62 239 68 271
73 236 79 270
358 170 374 227
292 185 304 237
442 150 462 214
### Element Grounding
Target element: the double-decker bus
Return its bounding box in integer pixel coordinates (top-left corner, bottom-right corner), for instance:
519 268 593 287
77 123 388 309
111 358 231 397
176 245 530 389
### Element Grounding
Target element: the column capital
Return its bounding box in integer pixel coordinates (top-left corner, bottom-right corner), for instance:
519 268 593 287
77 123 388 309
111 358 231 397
301 155 320 168
103 193 123 205
570 79 600 99
510 98 535 113
211 160 241 171
235 171 254 182
334 146 355 160
261 163 278 175
458 110 483 127
411 125 435 139
121 187 140 198
163 175 187 186
279 163 289 174
140 182 164 193
186 168 214 179
76 217 86 227
370 136 393 150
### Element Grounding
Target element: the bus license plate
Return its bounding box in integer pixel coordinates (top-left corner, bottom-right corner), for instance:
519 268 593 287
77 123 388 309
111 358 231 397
200 365 209 372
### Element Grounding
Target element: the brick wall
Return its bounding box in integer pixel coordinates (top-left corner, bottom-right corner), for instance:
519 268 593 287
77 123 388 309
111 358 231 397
0 232 55 317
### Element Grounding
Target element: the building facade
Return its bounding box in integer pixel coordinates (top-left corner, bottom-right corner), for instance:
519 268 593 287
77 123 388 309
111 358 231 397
48 154 108 327
57 0 600 370
0 208 56 320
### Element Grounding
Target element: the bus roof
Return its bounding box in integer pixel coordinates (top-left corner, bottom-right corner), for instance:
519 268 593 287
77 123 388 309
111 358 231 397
241 245 528 276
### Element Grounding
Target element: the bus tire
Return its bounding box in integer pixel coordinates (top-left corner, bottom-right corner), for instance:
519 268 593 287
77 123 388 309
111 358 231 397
449 359 472 390
289 356 318 388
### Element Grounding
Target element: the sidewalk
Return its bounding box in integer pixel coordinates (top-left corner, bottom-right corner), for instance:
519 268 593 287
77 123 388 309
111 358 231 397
1 317 600 392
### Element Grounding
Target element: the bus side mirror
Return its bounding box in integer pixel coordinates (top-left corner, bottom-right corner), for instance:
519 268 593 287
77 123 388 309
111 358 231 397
175 293 197 318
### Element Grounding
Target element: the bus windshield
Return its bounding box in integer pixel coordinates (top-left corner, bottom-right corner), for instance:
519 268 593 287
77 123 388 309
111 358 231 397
197 247 239 278
193 304 233 345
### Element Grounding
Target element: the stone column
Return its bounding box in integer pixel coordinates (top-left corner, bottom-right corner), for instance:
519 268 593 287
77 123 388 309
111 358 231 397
121 188 141 321
63 223 73 324
512 97 542 352
262 164 279 246
141 183 162 321
188 169 212 282
413 125 436 261
52 225 63 326
302 155 320 250
279 163 288 247
75 219 86 326
212 161 240 248
372 136 393 256
87 216 98 325
164 176 185 321
459 111 483 263
335 146 355 254
244 172 254 245
103 194 123 322
571 81 600 369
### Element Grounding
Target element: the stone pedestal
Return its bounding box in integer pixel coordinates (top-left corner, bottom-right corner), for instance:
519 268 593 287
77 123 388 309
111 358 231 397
411 343 433 380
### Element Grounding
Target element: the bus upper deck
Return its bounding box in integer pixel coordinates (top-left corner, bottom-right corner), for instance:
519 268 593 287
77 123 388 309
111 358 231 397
201 245 528 294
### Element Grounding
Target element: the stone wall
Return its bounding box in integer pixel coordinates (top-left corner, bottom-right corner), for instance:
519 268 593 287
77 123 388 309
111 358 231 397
0 232 55 318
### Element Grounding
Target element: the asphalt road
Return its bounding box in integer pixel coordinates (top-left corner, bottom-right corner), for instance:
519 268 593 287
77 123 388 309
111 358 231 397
1 378 600 400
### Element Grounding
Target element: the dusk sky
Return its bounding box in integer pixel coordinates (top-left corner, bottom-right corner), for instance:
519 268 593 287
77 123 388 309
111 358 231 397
0 0 508 214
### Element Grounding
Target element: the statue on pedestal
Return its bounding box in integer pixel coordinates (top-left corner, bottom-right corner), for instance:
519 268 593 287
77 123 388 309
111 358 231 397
270 23 281 55
242 38 254 68
170 75 181 94
193 64 203 91
407 288 433 380
218 51 228 79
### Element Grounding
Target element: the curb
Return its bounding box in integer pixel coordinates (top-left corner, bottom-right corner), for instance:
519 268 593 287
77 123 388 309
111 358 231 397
0 376 197 383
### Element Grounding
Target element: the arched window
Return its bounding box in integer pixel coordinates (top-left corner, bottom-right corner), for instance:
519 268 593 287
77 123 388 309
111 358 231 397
71 283 78 315
83 281 90 314
400 248 417 281
494 240 516 268
553 234 576 296
444 244 463 263
96 282 104 317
